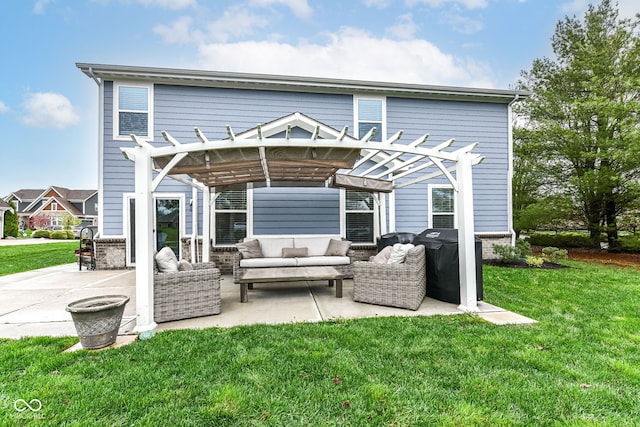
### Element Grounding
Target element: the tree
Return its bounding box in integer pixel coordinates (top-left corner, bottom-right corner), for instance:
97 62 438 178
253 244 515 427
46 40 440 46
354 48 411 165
3 201 19 238
515 0 640 248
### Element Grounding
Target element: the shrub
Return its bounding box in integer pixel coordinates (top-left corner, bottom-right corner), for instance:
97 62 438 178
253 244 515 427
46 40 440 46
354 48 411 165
492 239 532 262
619 235 640 253
527 232 599 248
32 229 50 238
66 230 74 239
541 247 568 263
50 230 68 240
525 256 544 268
3 201 19 237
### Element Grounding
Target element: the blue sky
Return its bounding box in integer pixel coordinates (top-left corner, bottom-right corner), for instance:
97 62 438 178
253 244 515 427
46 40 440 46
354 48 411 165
0 0 638 198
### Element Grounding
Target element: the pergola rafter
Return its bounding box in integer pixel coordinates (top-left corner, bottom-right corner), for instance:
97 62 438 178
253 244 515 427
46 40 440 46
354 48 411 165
124 112 482 332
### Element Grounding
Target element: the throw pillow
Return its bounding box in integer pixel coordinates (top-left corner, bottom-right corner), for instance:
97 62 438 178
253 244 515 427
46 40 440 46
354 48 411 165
387 243 415 264
372 245 393 264
155 247 178 272
177 259 194 271
325 239 352 256
236 239 263 259
283 247 308 258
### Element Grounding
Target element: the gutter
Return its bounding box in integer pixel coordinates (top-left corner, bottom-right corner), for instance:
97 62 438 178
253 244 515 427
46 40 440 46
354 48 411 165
507 93 521 246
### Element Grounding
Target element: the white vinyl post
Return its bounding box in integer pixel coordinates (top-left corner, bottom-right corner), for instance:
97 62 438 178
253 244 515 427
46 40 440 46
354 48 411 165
456 152 478 312
191 185 198 263
202 186 211 263
133 145 158 332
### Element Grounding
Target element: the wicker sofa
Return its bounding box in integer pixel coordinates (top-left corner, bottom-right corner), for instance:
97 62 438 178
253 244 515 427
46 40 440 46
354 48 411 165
352 245 426 310
233 235 353 283
153 249 221 323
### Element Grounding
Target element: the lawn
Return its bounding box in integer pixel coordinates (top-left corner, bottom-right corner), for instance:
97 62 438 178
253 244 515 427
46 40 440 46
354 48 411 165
1 260 639 425
0 242 78 276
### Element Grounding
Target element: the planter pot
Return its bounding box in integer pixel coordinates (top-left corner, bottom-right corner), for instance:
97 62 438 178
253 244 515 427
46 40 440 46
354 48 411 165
66 295 130 349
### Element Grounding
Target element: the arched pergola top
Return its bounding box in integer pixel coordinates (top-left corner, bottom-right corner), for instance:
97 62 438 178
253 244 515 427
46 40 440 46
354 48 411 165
121 112 483 193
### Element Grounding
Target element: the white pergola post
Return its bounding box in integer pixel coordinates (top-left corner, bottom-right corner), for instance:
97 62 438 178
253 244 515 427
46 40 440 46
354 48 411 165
202 186 211 263
456 152 478 312
133 145 158 332
191 185 198 263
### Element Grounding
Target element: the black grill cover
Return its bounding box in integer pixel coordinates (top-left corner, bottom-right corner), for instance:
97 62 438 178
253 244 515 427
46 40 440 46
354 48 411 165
412 229 483 304
377 232 417 252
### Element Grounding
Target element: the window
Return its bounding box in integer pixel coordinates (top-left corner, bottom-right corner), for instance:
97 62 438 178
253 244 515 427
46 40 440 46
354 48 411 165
429 186 456 228
51 202 57 211
345 190 375 243
214 187 247 245
115 84 152 139
355 97 385 142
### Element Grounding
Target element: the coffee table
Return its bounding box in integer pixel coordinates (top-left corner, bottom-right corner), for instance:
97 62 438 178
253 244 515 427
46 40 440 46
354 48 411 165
239 266 343 302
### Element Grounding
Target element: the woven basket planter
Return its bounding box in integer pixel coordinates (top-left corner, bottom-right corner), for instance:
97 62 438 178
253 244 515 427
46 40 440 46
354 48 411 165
66 295 130 349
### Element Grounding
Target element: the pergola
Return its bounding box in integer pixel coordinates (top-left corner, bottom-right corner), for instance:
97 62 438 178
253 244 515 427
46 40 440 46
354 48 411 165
122 112 484 332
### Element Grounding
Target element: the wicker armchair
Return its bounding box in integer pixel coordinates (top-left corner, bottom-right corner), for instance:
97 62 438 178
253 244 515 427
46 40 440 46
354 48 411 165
353 245 426 310
154 262 221 323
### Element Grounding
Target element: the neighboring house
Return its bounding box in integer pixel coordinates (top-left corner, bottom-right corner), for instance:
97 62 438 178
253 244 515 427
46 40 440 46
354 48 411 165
3 186 98 230
77 63 527 272
0 198 11 238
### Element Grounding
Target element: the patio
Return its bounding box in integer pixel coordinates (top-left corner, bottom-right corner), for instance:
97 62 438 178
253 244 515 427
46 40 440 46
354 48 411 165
0 263 535 342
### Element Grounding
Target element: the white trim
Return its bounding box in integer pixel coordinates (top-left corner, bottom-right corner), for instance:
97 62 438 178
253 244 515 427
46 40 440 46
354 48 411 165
212 185 249 246
428 184 457 229
124 193 135 266
342 188 379 244
154 193 186 260
98 79 105 236
353 95 387 143
113 81 154 141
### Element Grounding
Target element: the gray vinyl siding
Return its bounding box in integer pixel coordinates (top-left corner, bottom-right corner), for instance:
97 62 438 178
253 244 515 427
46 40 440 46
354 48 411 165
102 82 353 236
101 80 511 239
388 98 510 233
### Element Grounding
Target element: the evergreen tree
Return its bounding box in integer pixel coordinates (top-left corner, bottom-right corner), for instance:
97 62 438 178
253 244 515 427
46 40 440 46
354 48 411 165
515 0 640 248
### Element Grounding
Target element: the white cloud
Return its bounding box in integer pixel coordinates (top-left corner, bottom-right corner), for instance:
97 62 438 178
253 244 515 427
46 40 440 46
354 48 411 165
362 0 392 7
443 10 484 34
406 0 488 9
561 0 638 19
21 92 80 129
206 6 269 42
33 0 53 14
249 0 313 19
197 27 495 88
154 16 202 44
0 101 9 113
136 0 196 9
386 13 419 40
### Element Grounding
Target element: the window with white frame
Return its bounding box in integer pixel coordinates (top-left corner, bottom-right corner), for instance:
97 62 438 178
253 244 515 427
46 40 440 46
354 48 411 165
355 97 385 142
115 84 152 139
51 202 57 211
345 190 375 243
429 185 456 228
214 187 247 245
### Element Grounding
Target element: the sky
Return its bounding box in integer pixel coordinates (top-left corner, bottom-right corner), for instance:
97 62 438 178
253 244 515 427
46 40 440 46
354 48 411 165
0 0 638 199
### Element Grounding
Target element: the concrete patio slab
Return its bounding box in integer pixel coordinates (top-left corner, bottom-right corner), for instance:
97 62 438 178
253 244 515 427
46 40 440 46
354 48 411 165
0 263 536 342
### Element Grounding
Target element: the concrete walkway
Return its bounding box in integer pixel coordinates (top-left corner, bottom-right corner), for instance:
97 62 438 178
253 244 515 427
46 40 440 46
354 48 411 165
0 261 536 341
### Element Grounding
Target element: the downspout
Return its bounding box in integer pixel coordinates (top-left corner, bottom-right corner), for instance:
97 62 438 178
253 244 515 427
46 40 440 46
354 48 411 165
88 67 105 238
507 93 520 246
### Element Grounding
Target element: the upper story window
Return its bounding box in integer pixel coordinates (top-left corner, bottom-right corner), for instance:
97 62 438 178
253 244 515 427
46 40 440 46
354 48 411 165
115 83 153 140
429 185 456 228
51 202 57 211
355 97 385 142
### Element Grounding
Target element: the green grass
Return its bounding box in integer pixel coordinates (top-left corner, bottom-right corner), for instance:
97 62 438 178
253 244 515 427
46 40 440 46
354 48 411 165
1 261 640 425
0 242 78 276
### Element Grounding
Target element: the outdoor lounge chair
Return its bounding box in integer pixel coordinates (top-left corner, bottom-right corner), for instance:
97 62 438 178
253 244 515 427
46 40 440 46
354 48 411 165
352 245 426 310
153 260 221 323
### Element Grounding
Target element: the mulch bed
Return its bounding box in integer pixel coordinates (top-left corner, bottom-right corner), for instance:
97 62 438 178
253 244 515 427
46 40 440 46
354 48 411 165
483 259 568 270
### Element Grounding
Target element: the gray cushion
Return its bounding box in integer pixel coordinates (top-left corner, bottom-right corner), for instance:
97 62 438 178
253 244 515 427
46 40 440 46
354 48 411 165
388 243 415 264
236 239 263 259
177 259 194 271
283 247 308 258
325 239 351 256
155 247 178 272
372 245 393 264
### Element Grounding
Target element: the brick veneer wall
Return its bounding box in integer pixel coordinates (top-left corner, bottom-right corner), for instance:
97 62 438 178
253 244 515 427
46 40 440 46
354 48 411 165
94 238 128 270
478 233 513 260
